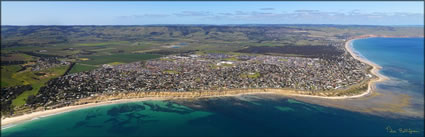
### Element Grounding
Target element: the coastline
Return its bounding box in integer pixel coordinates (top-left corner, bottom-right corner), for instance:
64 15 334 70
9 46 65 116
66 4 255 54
343 38 390 95
1 92 274 129
0 36 391 129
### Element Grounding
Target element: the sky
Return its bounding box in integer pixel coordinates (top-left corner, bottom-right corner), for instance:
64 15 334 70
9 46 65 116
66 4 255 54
1 2 424 25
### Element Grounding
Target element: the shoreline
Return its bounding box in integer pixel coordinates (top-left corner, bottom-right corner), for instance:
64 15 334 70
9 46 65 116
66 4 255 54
1 92 275 129
0 36 392 129
343 37 390 94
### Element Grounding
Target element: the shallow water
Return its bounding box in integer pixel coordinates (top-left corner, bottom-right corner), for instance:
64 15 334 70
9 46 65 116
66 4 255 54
353 38 424 111
2 38 424 136
2 96 424 136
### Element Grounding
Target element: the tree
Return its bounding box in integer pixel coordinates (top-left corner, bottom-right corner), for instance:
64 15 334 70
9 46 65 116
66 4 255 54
26 95 36 105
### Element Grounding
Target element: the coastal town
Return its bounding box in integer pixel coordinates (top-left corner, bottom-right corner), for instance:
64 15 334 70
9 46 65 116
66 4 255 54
20 49 372 109
2 1 425 136
3 24 421 125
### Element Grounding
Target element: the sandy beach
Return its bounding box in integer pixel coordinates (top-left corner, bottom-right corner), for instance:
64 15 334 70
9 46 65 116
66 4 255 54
1 37 389 128
343 38 390 95
1 92 274 128
260 37 388 99
1 97 164 129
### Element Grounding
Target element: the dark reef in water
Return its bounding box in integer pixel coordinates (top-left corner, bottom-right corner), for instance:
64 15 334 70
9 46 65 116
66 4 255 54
2 95 424 136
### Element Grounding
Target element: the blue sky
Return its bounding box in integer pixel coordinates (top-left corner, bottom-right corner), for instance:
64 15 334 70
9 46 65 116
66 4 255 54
1 2 424 25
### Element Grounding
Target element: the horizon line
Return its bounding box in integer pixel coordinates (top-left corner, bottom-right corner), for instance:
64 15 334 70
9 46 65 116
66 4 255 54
2 24 424 27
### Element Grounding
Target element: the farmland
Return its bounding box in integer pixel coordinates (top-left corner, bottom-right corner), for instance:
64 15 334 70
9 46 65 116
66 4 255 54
0 24 423 116
1 65 24 88
68 63 98 74
10 66 68 107
79 53 161 65
68 53 161 73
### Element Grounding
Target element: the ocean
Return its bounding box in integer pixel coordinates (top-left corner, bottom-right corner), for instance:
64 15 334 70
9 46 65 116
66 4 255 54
1 38 424 136
352 38 424 110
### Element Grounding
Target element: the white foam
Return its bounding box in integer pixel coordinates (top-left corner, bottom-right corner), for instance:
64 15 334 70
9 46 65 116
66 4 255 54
1 124 16 130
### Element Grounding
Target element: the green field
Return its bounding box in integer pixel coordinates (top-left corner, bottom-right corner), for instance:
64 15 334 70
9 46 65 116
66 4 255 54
240 72 260 79
1 65 24 88
1 52 162 108
223 57 240 61
1 53 34 61
279 58 288 62
78 41 130 47
68 63 98 74
163 70 178 74
1 25 424 112
80 53 161 65
11 66 68 107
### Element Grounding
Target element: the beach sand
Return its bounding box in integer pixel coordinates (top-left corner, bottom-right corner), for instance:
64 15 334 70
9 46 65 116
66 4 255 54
1 37 388 128
1 92 273 128
343 38 389 96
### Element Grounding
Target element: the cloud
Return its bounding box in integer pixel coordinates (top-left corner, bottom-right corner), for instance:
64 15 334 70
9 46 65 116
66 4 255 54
136 14 170 18
234 11 250 15
115 10 423 25
252 11 273 15
202 10 424 25
347 9 361 15
218 13 233 16
260 8 275 11
117 14 170 19
174 11 212 17
294 10 320 13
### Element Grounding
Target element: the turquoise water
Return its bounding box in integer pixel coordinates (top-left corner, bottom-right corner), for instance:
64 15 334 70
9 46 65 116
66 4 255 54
2 98 424 136
2 38 424 136
353 38 424 108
